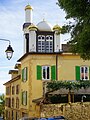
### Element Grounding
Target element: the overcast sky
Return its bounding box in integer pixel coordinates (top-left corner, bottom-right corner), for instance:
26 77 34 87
0 0 69 94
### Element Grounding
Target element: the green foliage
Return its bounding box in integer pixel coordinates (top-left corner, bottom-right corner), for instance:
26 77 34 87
57 0 90 60
47 80 90 91
0 94 5 117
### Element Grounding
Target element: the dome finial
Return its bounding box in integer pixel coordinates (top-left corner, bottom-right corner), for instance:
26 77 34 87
42 13 47 21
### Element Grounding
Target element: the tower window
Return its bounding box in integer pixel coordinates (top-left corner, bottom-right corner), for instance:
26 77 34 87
37 35 53 53
25 33 29 53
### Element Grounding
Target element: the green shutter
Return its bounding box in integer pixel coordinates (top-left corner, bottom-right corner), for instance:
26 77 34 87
37 65 42 80
51 65 56 80
22 69 24 81
75 66 80 81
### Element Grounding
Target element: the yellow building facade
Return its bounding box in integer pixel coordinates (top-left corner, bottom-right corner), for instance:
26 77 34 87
4 4 90 120
4 53 90 119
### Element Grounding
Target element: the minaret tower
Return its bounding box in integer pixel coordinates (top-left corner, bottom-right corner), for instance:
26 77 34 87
23 5 37 54
25 5 33 23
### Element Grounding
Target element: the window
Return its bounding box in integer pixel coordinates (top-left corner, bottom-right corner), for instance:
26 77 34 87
16 85 19 94
37 65 56 80
12 86 15 95
75 66 89 80
22 91 27 105
12 98 14 108
37 35 53 53
25 33 29 53
6 86 11 95
38 35 45 52
22 67 28 82
5 98 11 107
80 66 89 80
46 35 53 52
16 97 19 108
12 110 14 120
42 66 50 80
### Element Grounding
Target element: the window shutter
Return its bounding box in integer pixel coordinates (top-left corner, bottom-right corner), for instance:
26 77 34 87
22 92 23 105
22 69 24 81
25 91 27 105
37 65 42 80
51 65 56 80
75 66 80 81
26 67 28 81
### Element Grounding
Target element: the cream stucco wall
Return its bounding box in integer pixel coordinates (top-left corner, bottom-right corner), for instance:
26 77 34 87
58 54 90 80
4 53 90 119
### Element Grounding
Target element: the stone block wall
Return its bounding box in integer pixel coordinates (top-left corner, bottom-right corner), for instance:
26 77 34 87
40 102 90 120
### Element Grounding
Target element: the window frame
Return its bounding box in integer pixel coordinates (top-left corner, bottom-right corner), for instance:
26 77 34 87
12 98 14 108
12 86 15 95
16 97 19 108
22 67 27 82
37 35 53 53
16 85 19 94
42 66 50 80
80 66 89 80
22 91 27 106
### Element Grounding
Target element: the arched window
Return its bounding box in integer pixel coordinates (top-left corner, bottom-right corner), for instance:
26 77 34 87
37 35 53 52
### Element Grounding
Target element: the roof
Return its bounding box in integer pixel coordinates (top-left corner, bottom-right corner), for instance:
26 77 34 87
14 63 21 69
17 52 63 62
62 44 72 52
53 24 61 31
3 75 21 85
9 69 18 74
23 23 32 29
25 5 33 10
32 97 51 105
37 20 53 31
27 24 38 31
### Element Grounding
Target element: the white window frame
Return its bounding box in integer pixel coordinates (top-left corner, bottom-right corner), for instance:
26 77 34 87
38 35 53 53
22 91 27 106
22 67 27 82
46 35 53 53
80 66 89 80
42 66 50 80
38 35 45 52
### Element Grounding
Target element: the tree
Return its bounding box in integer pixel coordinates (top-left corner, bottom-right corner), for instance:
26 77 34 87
57 0 90 60
0 94 5 118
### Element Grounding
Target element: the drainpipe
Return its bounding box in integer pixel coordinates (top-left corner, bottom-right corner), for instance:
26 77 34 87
56 54 58 80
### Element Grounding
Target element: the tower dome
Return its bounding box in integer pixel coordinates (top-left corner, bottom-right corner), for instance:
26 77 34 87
27 24 37 31
53 24 61 35
37 20 52 31
25 5 33 10
53 24 61 31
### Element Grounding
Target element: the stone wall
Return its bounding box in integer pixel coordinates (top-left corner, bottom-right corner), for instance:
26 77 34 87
40 102 90 120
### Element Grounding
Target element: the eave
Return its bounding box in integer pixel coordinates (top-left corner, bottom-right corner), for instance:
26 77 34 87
3 75 21 85
17 52 63 62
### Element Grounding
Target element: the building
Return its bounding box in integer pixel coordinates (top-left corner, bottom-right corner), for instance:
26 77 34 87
4 4 90 120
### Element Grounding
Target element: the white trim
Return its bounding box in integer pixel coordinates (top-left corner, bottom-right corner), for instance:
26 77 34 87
42 66 50 80
80 66 89 80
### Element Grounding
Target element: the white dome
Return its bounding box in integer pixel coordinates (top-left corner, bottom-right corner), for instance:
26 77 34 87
37 20 52 31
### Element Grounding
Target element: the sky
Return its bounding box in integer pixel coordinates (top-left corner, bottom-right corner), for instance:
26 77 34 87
0 0 69 94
